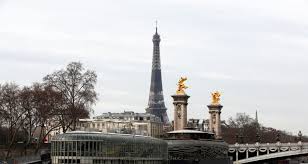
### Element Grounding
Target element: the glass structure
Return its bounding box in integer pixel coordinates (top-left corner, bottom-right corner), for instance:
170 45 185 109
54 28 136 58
51 131 168 164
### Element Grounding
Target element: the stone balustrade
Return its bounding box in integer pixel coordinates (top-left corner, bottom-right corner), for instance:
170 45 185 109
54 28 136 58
229 142 308 162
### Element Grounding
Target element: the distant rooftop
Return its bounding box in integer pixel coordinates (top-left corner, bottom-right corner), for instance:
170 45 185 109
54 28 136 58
93 111 161 122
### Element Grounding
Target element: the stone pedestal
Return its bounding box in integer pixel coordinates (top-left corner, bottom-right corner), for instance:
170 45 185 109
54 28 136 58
172 94 190 131
207 104 223 139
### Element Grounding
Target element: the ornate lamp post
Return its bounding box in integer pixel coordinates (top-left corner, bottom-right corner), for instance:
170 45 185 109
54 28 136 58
235 133 239 144
298 131 303 142
256 131 261 143
239 132 244 144
276 131 281 143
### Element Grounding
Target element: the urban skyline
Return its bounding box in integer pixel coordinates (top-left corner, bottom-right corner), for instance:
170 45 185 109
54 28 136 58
0 0 308 135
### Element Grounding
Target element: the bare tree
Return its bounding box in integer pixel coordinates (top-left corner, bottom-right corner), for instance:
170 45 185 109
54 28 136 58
0 83 27 159
19 86 38 155
228 113 255 128
30 84 64 152
223 113 305 144
43 62 97 132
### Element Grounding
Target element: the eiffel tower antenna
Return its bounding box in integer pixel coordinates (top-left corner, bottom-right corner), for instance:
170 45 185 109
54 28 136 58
155 20 158 33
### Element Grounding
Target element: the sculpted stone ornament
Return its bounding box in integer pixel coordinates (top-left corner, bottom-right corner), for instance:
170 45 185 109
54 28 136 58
176 104 182 118
176 77 188 95
211 91 221 105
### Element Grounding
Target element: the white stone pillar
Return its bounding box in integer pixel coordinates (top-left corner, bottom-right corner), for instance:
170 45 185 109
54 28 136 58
207 104 223 139
172 94 190 131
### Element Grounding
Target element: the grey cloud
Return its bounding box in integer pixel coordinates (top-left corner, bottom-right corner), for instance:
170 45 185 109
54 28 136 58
0 0 308 135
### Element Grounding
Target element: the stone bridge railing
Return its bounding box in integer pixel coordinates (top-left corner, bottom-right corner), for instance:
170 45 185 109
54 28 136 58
228 142 308 162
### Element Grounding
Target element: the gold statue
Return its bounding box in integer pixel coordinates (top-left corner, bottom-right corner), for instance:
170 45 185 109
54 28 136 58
211 91 221 105
176 77 188 95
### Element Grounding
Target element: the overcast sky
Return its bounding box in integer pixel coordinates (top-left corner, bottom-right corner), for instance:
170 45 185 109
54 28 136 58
1 0 308 135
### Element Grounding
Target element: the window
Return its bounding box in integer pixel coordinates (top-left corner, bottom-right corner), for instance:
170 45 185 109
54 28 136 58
77 141 80 156
85 141 89 156
89 141 93 156
60 142 65 156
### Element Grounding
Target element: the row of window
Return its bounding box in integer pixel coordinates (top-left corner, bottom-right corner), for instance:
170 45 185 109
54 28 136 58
80 122 161 129
93 159 164 164
55 158 165 164
58 159 80 164
51 141 167 158
93 116 154 121
78 123 162 137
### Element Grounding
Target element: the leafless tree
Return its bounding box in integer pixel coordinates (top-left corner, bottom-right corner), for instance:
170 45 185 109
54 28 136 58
223 113 306 144
0 83 27 159
30 84 64 152
228 113 255 128
19 86 38 155
43 62 98 132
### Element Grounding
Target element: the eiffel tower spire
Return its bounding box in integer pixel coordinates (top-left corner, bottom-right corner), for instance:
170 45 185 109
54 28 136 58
146 24 169 124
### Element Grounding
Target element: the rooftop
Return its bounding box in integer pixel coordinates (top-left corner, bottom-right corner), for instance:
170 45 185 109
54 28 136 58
94 111 158 118
92 111 161 122
52 131 165 144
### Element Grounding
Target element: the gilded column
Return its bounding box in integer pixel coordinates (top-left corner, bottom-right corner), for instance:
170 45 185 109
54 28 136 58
172 77 189 131
207 91 223 139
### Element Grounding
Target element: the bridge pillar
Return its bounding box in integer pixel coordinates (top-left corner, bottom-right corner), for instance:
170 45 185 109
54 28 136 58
207 104 223 139
246 150 249 159
172 94 190 130
236 150 238 161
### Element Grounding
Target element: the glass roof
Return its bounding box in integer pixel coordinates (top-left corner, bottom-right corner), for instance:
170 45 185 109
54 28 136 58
52 131 166 144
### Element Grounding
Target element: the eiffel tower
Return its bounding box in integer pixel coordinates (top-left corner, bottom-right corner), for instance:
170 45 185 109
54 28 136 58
145 25 169 124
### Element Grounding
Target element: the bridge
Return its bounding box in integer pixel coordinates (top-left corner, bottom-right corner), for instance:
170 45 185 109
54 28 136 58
229 142 308 163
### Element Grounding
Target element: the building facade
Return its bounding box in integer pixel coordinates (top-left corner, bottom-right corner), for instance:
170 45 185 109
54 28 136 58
187 118 209 132
51 131 168 164
77 111 163 138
